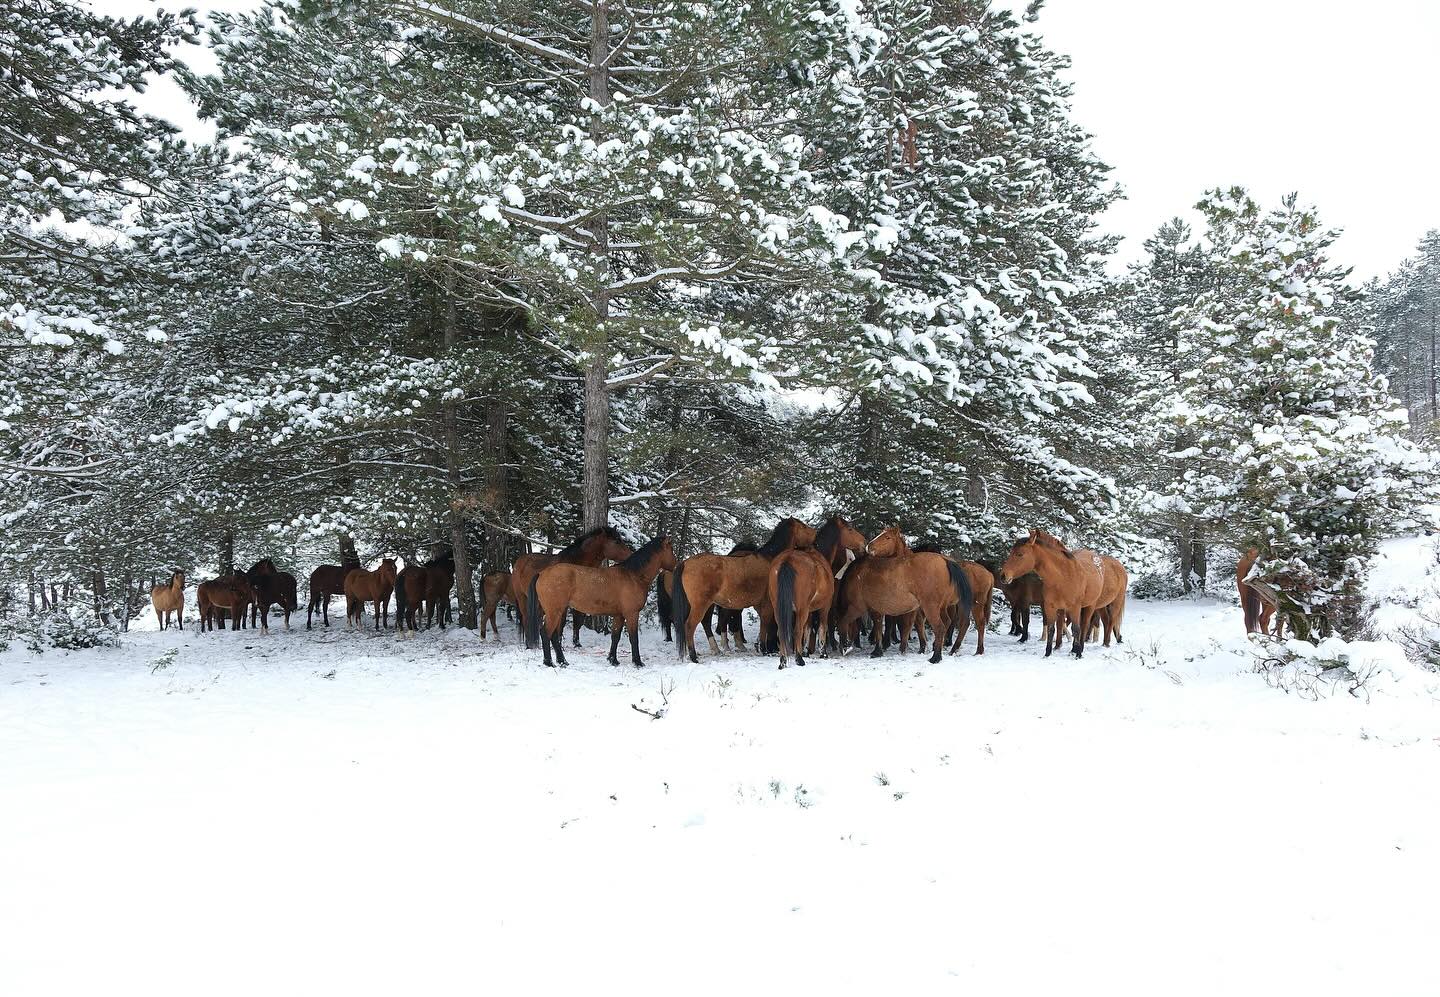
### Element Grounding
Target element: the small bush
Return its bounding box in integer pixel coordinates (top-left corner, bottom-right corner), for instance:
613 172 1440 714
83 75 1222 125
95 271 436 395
5 609 121 653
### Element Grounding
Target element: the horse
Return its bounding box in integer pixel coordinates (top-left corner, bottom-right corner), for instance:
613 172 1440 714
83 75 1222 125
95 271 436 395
480 569 511 637
671 518 817 663
307 564 359 629
527 535 677 668
344 558 399 630
768 516 868 668
397 562 430 631
837 527 973 665
945 560 995 655
197 574 255 633
150 570 185 630
424 551 454 628
998 530 1127 657
1236 547 1286 637
512 527 632 649
246 559 298 632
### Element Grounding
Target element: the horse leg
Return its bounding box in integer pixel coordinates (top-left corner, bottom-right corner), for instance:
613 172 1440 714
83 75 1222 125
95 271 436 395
572 611 585 648
920 601 948 665
869 616 884 658
551 619 569 667
681 605 706 664
628 612 643 667
701 606 721 655
973 601 987 655
607 620 623 666
1071 605 1088 658
541 614 556 667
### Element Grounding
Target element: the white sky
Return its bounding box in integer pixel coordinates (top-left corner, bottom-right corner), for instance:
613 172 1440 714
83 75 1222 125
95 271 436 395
102 0 1439 281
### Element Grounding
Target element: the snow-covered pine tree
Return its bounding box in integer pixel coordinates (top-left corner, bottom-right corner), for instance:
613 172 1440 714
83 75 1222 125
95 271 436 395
1360 231 1440 438
1168 188 1438 636
792 0 1121 548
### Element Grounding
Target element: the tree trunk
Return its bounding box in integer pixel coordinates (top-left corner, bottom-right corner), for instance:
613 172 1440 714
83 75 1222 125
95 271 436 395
582 0 612 532
339 534 360 568
92 569 109 623
1178 532 1194 594
28 569 36 614
442 270 479 629
220 529 235 576
120 571 133 632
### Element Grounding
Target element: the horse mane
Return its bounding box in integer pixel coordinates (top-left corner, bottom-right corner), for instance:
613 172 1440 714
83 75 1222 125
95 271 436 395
558 525 625 557
618 535 667 572
913 542 944 554
727 541 758 555
758 518 802 558
1029 529 1075 559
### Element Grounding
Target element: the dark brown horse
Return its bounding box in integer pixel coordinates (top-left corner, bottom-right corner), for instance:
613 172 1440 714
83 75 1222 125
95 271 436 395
397 563 430 631
307 564 359 629
998 530 1127 657
424 551 454 628
480 569 511 637
527 536 677 668
768 516 867 667
512 527 633 649
838 527 973 665
345 558 398 630
246 558 298 632
197 574 255 633
671 518 817 663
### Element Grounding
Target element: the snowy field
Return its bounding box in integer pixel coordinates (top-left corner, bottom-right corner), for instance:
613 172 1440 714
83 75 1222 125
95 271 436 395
5 577 1440 995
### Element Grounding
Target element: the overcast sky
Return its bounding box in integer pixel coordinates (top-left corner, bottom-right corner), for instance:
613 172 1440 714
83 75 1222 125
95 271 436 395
105 0 1439 281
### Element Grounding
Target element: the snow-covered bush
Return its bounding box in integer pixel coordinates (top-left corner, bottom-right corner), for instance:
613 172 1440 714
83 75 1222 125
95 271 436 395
4 610 121 654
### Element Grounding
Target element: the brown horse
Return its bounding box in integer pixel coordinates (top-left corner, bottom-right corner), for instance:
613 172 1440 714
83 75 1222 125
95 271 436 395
345 558 398 630
480 569 511 637
1236 547 1286 637
768 516 868 668
671 518 817 663
247 558 298 632
527 536 677 668
998 530 1127 657
837 527 973 664
197 574 255 633
307 564 359 629
424 551 454 628
150 570 185 630
945 560 994 654
397 563 430 631
512 527 632 649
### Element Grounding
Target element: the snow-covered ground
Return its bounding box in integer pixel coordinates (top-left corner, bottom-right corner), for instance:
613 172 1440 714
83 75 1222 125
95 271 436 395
4 579 1440 995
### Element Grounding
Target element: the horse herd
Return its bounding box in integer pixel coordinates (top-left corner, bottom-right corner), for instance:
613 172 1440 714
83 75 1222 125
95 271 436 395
151 516 1133 670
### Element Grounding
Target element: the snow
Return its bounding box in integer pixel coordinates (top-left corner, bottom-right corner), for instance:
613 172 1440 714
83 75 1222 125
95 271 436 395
3 597 1439 995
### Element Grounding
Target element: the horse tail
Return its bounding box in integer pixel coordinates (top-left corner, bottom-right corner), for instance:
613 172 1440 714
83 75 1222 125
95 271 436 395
946 559 973 633
776 561 796 656
671 561 690 659
1241 582 1261 634
525 573 542 650
1110 589 1127 643
394 576 409 631
656 570 672 632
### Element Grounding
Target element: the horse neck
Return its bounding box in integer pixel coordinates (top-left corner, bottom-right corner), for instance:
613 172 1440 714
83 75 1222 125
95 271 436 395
568 538 608 566
625 549 669 587
1029 544 1076 583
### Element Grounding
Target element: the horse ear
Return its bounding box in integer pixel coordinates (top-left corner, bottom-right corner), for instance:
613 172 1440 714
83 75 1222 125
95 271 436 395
1028 527 1039 541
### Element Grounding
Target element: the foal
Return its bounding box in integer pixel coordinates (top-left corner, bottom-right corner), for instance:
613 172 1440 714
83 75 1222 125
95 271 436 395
527 536 677 668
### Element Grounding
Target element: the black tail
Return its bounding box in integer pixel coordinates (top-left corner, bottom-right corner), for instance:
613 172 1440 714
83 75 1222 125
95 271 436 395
671 561 689 659
1241 583 1261 634
657 571 673 638
394 579 409 632
525 574 542 649
776 561 796 658
946 560 973 646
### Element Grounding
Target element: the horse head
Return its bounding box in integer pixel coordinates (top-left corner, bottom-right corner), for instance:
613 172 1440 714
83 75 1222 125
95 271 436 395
828 515 868 556
379 557 399 582
865 525 907 558
657 536 678 574
999 534 1040 584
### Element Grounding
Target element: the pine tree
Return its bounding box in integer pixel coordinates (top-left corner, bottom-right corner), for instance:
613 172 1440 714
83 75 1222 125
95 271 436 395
1168 189 1437 635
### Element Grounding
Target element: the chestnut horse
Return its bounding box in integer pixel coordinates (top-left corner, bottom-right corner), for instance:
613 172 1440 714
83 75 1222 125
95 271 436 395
150 570 185 630
512 527 632 649
247 558 298 632
197 574 255 633
527 535 677 668
480 569 511 637
345 558 398 630
397 563 430 631
998 530 1127 657
837 527 973 664
1236 547 1285 637
671 518 817 663
768 516 868 668
307 564 359 630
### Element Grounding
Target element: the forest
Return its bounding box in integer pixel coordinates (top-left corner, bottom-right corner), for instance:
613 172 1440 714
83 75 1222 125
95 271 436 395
4 0 1437 640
